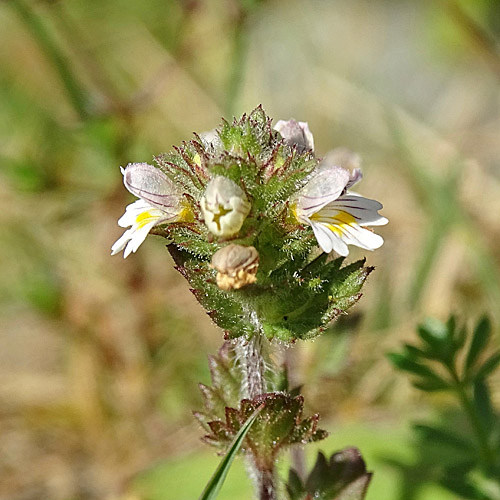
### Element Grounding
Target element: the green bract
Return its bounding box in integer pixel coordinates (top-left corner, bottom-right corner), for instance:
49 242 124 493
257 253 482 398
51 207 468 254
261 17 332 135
144 107 372 341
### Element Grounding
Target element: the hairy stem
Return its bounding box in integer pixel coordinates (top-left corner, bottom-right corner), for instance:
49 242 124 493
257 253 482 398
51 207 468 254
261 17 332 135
257 468 277 500
285 347 306 480
235 335 277 500
236 334 267 399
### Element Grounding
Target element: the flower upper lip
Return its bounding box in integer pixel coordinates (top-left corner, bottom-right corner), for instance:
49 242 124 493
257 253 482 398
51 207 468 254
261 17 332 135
122 162 185 217
294 165 351 217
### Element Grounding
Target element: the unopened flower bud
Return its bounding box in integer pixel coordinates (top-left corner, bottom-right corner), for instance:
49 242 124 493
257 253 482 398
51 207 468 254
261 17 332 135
200 176 251 237
274 119 314 152
211 244 259 290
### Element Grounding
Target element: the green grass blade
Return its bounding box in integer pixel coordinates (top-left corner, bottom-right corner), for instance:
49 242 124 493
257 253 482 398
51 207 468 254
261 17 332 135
198 403 264 500
10 0 89 120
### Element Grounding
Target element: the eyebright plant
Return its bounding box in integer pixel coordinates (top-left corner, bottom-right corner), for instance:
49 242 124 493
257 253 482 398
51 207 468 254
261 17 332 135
112 107 387 500
112 107 387 342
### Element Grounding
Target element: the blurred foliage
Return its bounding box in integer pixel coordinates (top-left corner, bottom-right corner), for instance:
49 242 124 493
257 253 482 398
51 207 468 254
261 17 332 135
286 448 372 500
389 316 500 499
1 0 500 498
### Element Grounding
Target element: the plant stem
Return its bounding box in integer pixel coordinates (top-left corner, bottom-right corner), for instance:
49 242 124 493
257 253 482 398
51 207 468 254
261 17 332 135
285 347 307 481
236 334 267 399
257 468 277 500
455 383 495 470
235 335 277 500
447 365 495 470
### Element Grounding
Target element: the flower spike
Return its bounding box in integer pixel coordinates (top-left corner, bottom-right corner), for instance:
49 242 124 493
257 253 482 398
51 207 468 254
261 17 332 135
111 107 386 342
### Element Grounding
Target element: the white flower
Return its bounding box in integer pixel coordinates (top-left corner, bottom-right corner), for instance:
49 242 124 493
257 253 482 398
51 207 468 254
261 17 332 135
111 163 191 258
292 159 387 256
200 176 251 237
274 119 315 152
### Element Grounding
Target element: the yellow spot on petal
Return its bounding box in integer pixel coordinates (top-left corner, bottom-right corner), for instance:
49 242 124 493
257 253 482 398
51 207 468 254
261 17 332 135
326 223 342 235
333 211 356 225
312 210 356 235
136 211 156 229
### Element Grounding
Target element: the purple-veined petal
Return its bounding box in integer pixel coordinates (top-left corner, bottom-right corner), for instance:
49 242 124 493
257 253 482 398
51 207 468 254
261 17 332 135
309 204 386 254
295 166 350 218
122 162 182 217
335 222 384 250
318 194 388 226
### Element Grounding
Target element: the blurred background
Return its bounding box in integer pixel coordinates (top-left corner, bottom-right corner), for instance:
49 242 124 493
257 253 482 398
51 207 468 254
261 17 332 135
1 0 500 498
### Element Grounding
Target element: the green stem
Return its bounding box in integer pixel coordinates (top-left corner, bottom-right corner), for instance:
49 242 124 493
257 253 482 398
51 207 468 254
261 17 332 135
10 0 89 120
447 366 495 470
236 334 267 400
235 335 277 500
456 384 494 469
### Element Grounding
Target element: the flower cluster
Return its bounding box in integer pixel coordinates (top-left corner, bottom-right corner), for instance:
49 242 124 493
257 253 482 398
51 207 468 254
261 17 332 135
111 107 387 341
112 123 386 260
